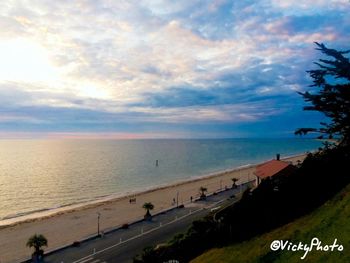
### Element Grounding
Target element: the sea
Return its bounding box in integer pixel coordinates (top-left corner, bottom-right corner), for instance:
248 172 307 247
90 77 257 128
0 138 322 222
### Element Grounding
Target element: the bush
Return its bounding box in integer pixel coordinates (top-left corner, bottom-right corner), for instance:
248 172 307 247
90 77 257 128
135 144 350 263
121 223 129 229
72 241 80 247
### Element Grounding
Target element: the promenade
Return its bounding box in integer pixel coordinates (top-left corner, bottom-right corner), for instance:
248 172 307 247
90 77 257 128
43 182 253 263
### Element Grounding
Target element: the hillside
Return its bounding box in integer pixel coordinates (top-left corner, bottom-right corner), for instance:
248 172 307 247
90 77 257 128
191 183 350 263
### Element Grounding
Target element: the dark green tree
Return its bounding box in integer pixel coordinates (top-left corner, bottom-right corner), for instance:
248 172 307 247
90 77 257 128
231 178 239 189
142 202 154 219
295 42 350 146
199 186 208 200
26 234 48 258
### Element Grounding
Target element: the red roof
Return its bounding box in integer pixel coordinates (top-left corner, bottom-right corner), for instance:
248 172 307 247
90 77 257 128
255 160 292 179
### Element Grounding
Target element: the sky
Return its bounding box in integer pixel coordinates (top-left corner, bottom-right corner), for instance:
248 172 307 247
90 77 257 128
0 0 349 139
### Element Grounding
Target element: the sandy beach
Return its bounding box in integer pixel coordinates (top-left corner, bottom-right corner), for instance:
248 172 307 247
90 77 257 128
0 155 305 263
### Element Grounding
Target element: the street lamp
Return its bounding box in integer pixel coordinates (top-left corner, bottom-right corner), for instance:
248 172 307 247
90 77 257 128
97 212 101 237
176 191 179 208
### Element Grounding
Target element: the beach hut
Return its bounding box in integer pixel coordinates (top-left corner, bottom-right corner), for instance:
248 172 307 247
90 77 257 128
254 159 296 186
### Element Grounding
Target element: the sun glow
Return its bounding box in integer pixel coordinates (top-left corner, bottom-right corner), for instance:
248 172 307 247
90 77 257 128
0 38 58 83
81 84 110 99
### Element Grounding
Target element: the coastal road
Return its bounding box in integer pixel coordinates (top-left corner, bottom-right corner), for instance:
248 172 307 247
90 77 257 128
73 208 209 263
44 184 251 263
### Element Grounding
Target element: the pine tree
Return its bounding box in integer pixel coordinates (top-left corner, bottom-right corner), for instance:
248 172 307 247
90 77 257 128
295 42 350 146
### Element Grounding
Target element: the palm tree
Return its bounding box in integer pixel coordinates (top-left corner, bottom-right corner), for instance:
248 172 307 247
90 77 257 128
199 186 208 199
143 202 154 219
231 178 239 189
26 234 48 258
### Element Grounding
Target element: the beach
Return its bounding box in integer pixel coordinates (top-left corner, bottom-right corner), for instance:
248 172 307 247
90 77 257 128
0 155 305 263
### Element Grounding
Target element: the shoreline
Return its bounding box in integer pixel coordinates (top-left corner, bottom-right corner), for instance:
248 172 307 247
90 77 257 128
0 153 307 263
0 152 305 228
0 163 255 228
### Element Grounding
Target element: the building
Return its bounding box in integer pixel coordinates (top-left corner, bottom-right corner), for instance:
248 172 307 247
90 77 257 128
254 158 296 186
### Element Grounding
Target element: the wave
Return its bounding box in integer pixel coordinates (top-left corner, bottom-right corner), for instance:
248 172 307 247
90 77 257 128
0 152 307 227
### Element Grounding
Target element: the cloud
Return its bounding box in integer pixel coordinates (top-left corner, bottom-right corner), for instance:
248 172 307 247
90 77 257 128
270 0 349 13
0 0 348 137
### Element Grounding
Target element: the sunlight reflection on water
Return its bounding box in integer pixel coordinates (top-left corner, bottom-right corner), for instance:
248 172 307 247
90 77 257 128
0 138 321 220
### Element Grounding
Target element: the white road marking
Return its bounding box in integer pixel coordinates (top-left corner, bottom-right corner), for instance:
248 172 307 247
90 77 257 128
73 199 232 263
74 256 94 263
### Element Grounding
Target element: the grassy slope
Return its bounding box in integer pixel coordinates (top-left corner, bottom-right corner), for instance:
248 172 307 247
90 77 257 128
191 183 350 263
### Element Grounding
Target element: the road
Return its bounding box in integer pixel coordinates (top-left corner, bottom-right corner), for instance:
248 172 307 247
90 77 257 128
73 209 209 263
44 183 251 263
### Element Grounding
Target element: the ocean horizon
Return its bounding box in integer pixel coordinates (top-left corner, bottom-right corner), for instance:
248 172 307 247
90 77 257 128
0 138 322 222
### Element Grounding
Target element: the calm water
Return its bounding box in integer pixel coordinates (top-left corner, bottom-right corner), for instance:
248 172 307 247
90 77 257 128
0 138 321 220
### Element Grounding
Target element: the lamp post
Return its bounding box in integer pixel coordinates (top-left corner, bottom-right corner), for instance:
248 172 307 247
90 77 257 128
97 212 101 237
176 191 179 208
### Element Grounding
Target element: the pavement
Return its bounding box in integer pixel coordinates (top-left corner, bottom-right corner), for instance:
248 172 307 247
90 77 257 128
42 183 252 263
